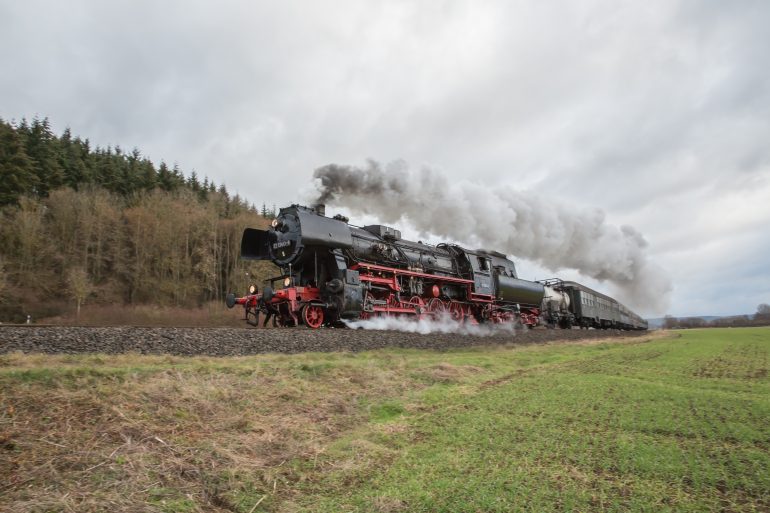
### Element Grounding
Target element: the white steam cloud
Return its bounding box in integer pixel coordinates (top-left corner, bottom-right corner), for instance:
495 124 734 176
313 160 671 312
344 313 516 336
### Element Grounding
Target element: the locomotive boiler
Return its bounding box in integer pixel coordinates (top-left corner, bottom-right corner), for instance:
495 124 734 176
226 204 647 330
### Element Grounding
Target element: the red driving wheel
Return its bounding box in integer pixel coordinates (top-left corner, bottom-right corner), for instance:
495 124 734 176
301 304 324 329
428 298 447 316
449 301 464 322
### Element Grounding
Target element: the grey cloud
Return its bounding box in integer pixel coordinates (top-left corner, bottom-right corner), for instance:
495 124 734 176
2 0 769 316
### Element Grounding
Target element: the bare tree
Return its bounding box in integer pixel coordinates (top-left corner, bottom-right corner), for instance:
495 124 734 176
757 304 770 325
10 197 51 291
0 257 6 300
678 317 707 329
67 267 92 320
663 315 678 329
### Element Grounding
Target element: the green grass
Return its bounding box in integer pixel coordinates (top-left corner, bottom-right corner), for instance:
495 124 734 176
295 329 770 512
1 328 768 512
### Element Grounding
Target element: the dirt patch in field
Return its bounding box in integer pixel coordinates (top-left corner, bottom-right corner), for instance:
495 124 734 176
693 351 769 380
420 362 484 383
478 368 533 389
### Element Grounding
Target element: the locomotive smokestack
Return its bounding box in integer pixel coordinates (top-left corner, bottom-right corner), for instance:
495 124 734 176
314 203 326 216
312 161 672 312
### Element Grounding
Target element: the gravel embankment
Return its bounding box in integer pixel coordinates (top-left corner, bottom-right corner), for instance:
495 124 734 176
0 326 648 356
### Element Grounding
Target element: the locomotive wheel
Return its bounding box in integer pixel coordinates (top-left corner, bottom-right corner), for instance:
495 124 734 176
301 304 324 329
427 298 447 316
409 295 424 314
449 301 464 322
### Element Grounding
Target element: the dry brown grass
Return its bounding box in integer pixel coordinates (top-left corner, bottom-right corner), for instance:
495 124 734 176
41 302 245 327
551 329 671 347
371 496 408 512
419 362 484 383
0 352 422 512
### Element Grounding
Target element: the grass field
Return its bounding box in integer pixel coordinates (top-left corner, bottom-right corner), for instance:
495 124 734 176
1 328 769 512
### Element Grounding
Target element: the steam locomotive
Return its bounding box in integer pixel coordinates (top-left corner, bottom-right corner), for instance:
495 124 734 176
226 204 647 330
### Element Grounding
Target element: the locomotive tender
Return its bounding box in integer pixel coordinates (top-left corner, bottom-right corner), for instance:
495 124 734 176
226 204 647 330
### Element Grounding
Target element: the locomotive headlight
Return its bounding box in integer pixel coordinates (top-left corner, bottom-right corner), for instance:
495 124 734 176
271 219 278 228
248 284 257 294
284 277 291 288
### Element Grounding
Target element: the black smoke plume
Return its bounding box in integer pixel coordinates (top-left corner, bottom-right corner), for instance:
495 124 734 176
312 160 671 312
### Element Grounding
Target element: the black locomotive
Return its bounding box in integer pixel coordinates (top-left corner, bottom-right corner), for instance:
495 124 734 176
226 204 647 330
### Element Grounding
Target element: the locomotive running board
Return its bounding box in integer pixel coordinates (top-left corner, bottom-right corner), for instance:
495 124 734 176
351 262 474 285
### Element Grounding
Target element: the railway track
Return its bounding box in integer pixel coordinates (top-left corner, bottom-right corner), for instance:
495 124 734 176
0 326 648 356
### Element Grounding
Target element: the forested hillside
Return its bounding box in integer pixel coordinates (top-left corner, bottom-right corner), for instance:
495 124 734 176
0 117 276 323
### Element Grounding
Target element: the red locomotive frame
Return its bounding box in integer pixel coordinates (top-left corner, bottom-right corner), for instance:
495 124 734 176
231 259 541 329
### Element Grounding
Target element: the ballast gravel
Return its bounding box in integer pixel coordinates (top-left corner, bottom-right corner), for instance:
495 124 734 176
0 326 648 356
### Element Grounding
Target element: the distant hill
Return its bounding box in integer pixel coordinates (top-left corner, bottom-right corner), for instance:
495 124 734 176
647 316 722 328
647 314 762 329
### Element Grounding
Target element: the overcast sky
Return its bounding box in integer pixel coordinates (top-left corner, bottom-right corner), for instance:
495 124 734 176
2 0 769 317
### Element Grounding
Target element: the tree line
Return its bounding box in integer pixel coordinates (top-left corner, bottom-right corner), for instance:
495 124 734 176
0 117 276 322
662 304 770 329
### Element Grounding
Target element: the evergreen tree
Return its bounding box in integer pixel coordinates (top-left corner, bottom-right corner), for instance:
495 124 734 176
122 147 143 195
187 170 200 192
78 137 95 183
172 163 185 189
157 161 174 191
58 127 89 188
112 146 129 195
138 158 157 191
23 117 65 196
0 120 37 205
199 176 209 201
